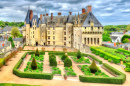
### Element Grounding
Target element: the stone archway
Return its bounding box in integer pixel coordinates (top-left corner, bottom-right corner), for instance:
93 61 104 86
36 42 38 46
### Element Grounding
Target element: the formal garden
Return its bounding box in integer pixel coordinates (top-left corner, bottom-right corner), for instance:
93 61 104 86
10 48 126 84
91 46 130 72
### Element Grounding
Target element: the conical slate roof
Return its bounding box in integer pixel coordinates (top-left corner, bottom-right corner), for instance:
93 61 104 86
25 9 30 24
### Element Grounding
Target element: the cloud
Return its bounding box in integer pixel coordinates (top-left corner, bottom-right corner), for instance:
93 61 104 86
0 0 129 25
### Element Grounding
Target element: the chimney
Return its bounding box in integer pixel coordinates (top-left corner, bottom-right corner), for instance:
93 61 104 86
43 14 45 16
114 42 116 47
30 10 33 21
46 13 48 16
58 12 61 16
40 14 42 21
69 12 72 15
51 13 53 20
87 5 92 13
82 8 85 14
124 31 125 34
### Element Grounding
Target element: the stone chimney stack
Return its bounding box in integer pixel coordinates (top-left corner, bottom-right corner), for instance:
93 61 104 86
30 10 33 21
58 12 61 16
69 12 72 15
51 13 53 20
46 13 48 16
82 8 86 14
87 5 92 13
40 14 42 21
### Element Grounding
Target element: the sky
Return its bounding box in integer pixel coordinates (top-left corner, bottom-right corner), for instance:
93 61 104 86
0 0 130 25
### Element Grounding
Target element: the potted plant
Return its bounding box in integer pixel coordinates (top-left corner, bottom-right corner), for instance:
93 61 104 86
64 74 67 80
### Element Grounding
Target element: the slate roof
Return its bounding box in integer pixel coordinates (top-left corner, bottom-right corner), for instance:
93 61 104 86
25 9 30 24
23 9 103 28
82 12 103 27
0 38 4 41
110 36 119 40
13 38 23 41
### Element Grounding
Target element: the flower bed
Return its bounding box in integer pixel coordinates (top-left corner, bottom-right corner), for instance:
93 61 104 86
51 67 61 75
71 56 91 64
24 61 43 73
64 67 77 76
78 65 109 77
30 54 44 61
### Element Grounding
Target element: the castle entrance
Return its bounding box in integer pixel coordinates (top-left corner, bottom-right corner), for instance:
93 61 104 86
36 42 38 46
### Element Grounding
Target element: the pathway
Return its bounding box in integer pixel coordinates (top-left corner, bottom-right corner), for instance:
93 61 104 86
43 52 51 73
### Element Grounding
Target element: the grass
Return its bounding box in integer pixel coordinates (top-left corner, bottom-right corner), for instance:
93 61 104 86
64 67 77 76
71 56 91 64
0 83 40 86
51 67 61 75
78 65 109 77
30 54 44 61
24 61 43 73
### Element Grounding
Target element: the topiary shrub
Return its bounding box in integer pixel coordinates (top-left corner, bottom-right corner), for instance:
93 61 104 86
61 54 68 61
64 58 72 67
77 50 81 59
49 54 56 62
31 57 37 70
98 69 101 73
108 59 112 62
89 60 98 73
50 57 57 66
35 48 40 57
104 56 108 60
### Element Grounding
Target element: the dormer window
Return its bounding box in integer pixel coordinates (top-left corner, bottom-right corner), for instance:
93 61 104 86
98 27 100 29
91 26 93 30
85 27 86 29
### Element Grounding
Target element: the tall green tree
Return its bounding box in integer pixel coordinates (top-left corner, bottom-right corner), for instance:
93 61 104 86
126 24 130 31
11 27 20 38
31 58 37 70
8 37 15 48
122 38 129 43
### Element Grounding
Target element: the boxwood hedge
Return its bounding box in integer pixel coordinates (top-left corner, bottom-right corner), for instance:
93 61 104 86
79 63 126 84
13 52 53 80
117 48 130 55
90 47 121 64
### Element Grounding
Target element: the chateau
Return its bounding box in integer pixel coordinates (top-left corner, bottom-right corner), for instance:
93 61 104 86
22 5 103 50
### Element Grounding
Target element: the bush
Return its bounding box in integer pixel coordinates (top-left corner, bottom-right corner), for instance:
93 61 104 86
104 56 108 60
61 54 68 61
98 69 101 73
50 57 57 66
108 59 112 62
49 54 56 62
125 68 130 72
31 58 37 70
95 72 99 75
64 58 72 67
89 60 98 73
77 50 81 59
35 48 40 57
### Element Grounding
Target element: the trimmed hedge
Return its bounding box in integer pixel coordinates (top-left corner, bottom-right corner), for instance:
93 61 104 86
48 51 65 55
13 53 53 80
67 52 77 56
117 48 130 55
28 51 45 55
0 83 39 86
90 47 121 64
79 63 126 84
82 53 102 64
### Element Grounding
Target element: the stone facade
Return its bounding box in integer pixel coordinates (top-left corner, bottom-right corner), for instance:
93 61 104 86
22 5 103 51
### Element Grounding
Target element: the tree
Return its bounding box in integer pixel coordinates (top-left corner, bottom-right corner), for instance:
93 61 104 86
8 37 15 48
126 24 130 31
61 54 68 61
31 57 37 70
11 27 20 38
122 38 129 43
19 33 23 38
50 57 57 66
77 50 81 59
121 35 130 43
64 58 72 67
8 37 13 42
35 48 40 57
89 60 98 73
49 54 56 62
102 31 111 41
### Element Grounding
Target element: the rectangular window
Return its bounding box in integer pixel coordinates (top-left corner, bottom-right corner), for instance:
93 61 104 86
35 22 36 25
33 27 34 30
64 42 66 45
33 35 34 38
64 37 66 40
98 27 100 29
53 31 55 35
64 27 66 30
35 27 36 30
48 36 50 39
33 31 34 34
64 32 66 35
53 36 55 40
91 26 93 30
53 41 55 45
53 27 55 30
48 31 50 34
48 41 50 44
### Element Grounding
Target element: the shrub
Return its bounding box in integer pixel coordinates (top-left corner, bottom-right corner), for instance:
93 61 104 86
49 54 56 62
98 69 101 73
77 50 81 59
95 72 99 75
108 59 112 62
104 56 108 60
31 58 37 70
125 68 130 72
50 57 57 66
35 48 40 57
89 60 98 73
64 58 72 67
61 54 68 61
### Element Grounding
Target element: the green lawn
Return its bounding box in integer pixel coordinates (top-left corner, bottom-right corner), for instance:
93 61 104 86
0 83 40 86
